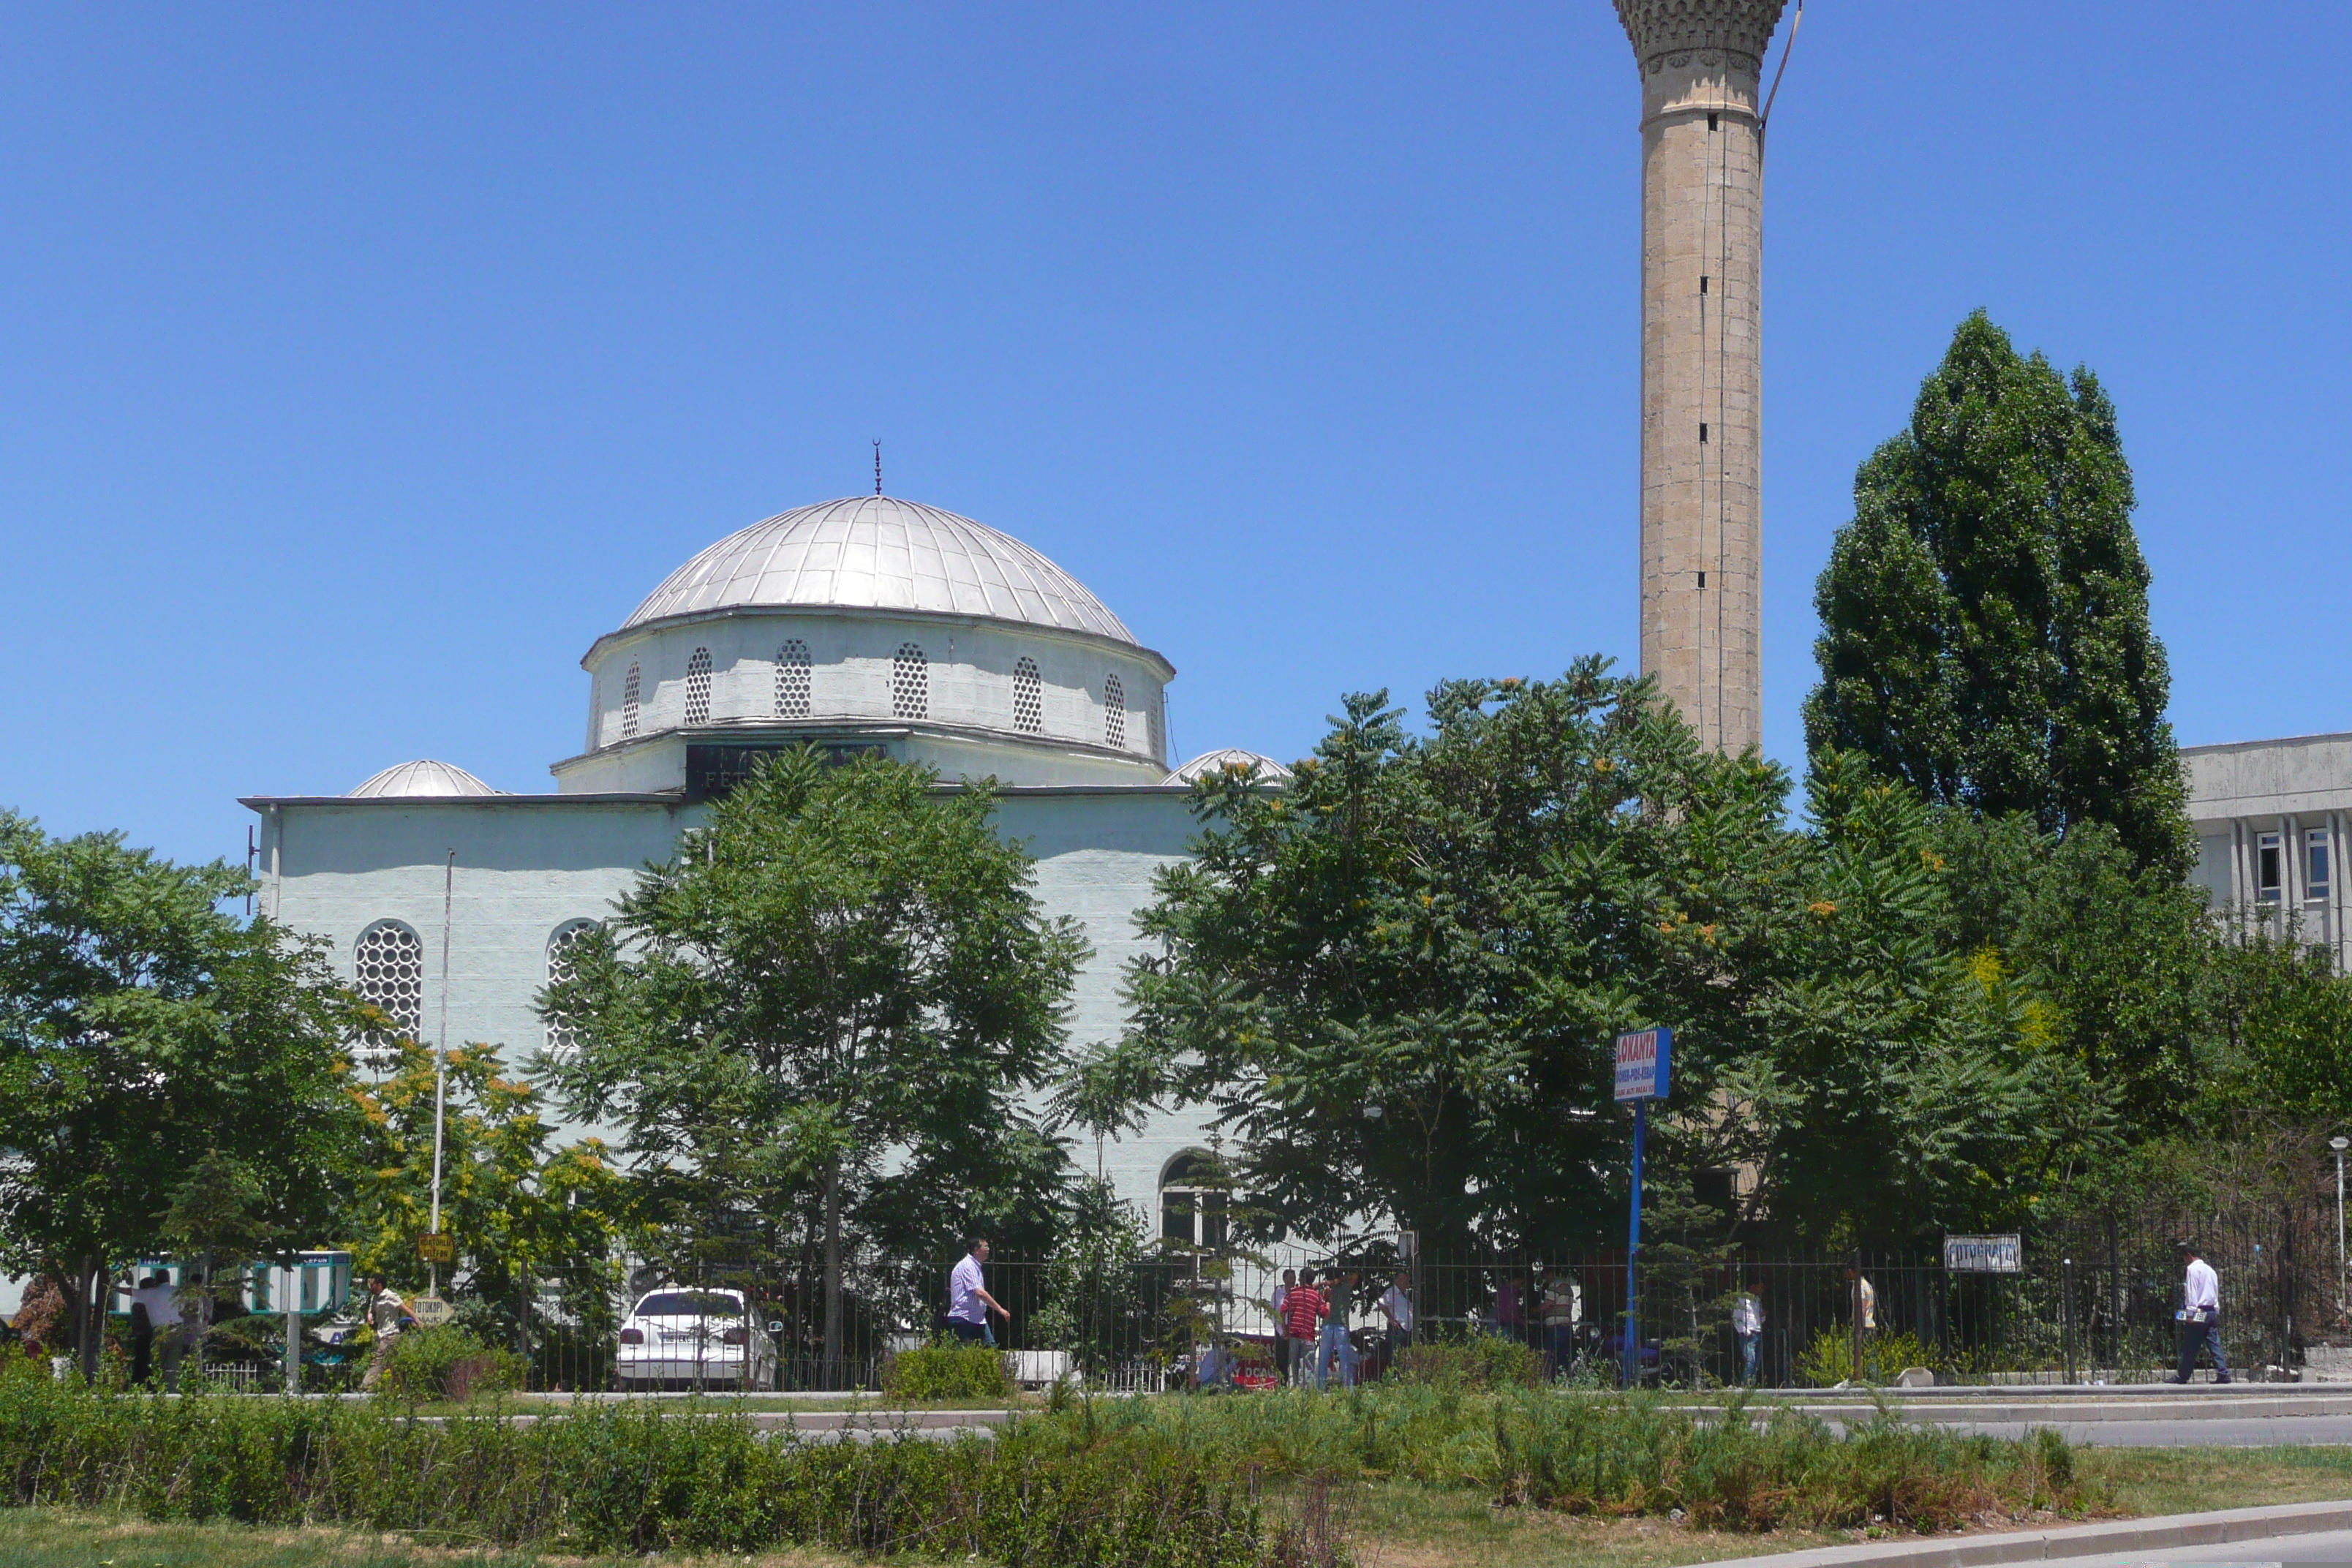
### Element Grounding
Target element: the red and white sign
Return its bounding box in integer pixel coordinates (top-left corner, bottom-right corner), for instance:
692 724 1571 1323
1613 1028 1672 1103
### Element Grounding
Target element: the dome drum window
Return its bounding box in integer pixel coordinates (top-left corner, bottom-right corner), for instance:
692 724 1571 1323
892 643 928 720
774 640 811 719
1103 674 1127 750
353 920 426 1063
622 663 641 740
1012 657 1043 734
684 648 713 726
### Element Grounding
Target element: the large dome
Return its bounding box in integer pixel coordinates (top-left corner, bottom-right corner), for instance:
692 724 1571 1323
622 496 1137 646
347 760 502 798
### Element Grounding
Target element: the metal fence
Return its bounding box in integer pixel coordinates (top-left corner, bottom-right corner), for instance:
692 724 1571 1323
495 1202 2348 1393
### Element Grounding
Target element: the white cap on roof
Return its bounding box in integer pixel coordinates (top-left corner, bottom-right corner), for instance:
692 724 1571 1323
1166 749 1294 786
346 760 503 799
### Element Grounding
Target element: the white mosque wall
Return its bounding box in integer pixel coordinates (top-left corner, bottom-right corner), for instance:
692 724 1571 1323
579 611 1171 769
552 725 1167 795
254 786 1215 1224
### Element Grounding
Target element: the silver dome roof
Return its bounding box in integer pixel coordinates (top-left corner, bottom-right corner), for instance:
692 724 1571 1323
347 760 503 799
622 497 1137 646
1166 749 1294 785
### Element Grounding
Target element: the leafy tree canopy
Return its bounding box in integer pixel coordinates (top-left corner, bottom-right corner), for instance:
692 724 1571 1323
537 747 1088 1355
1102 663 2084 1254
1803 310 2191 874
0 812 366 1364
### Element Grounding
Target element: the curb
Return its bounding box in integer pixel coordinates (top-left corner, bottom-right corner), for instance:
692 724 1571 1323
1697 1500 2352 1568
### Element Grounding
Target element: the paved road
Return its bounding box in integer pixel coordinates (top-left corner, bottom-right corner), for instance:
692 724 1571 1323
2054 1525 2352 1564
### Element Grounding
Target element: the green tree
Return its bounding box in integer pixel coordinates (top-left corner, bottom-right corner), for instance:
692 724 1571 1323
538 747 1088 1372
1103 666 2076 1253
0 813 366 1376
344 1037 626 1357
1803 311 2191 874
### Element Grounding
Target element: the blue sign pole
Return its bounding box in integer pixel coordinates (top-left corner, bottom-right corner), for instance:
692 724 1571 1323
1626 1097 1646 1388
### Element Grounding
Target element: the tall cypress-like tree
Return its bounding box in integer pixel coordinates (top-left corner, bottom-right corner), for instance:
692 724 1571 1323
1803 312 2191 872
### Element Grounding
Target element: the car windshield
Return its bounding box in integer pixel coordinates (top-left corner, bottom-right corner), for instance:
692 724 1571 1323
633 1292 742 1319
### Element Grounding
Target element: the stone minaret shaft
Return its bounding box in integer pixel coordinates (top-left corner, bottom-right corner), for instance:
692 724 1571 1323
1616 1 1786 755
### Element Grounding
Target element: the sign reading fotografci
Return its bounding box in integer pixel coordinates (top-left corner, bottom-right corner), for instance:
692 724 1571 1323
1943 1234 2023 1274
1613 1028 1672 1103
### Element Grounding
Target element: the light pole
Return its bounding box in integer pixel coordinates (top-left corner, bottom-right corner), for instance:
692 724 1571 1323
2331 1136 2348 1321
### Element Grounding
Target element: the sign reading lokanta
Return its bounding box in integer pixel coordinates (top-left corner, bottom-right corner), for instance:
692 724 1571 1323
1613 1028 1672 1104
1942 1234 2022 1273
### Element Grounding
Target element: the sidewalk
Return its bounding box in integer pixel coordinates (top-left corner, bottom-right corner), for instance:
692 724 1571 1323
1699 1500 2352 1568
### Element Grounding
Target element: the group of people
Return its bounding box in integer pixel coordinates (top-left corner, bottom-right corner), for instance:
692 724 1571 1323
1270 1267 1414 1389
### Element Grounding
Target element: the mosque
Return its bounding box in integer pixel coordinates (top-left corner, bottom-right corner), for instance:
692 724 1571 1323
246 494 1272 1229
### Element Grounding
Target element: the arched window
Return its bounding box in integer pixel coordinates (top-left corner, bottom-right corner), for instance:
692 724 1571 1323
774 639 811 719
1103 673 1127 750
1012 657 1042 734
543 919 600 1058
1159 1150 1227 1251
353 920 425 1062
622 662 641 739
684 647 713 726
892 642 927 720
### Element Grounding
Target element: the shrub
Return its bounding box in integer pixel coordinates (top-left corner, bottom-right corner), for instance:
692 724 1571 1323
0 1371 1275 1567
1795 1327 1940 1388
377 1325 524 1403
1389 1334 1542 1391
884 1341 1012 1403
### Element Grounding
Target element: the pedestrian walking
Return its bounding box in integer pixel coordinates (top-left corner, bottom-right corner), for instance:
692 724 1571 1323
1540 1271 1583 1379
947 1237 1011 1348
1271 1269 1296 1382
359 1275 412 1391
129 1270 183 1387
1315 1269 1360 1390
2173 1240 2233 1384
1282 1271 1322 1387
1377 1270 1415 1354
1730 1283 1764 1386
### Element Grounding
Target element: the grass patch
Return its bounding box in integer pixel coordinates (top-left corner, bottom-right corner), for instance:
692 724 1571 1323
2082 1446 2352 1517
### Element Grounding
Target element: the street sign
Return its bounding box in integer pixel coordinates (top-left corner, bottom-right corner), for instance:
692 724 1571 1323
416 1232 455 1265
1613 1028 1673 1103
1943 1234 2022 1273
410 1294 454 1327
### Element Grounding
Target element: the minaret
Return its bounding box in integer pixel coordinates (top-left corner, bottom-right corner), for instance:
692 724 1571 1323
1614 1 1787 755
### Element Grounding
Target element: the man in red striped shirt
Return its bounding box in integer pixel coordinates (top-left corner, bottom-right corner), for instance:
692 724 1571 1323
1282 1274 1323 1387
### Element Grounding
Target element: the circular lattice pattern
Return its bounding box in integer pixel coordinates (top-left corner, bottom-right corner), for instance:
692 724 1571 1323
1103 673 1126 750
622 662 641 739
684 647 713 726
1012 657 1043 734
774 640 811 718
353 921 424 1058
892 643 927 720
543 919 599 1058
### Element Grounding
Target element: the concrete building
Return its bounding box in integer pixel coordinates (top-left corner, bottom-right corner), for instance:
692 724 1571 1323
2185 733 2352 967
245 495 1281 1226
1615 0 1790 755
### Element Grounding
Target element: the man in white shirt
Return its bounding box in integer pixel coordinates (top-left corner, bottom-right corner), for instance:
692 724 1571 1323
1730 1286 1764 1386
1271 1269 1296 1382
1377 1271 1415 1352
2174 1240 2232 1384
361 1275 411 1391
947 1237 1009 1348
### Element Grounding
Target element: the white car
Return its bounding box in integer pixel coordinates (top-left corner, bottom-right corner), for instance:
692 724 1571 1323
615 1288 775 1392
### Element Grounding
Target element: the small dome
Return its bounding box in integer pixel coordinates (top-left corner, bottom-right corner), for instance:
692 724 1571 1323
1166 749 1294 785
347 760 502 799
621 496 1137 645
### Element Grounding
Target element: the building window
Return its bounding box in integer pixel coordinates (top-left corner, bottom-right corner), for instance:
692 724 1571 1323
684 647 713 726
774 639 811 719
1103 673 1126 750
892 642 927 720
1148 698 1164 764
2257 832 2283 903
1012 657 1042 734
2309 829 2332 904
543 919 599 1058
1158 1150 1228 1251
622 663 641 739
353 920 425 1062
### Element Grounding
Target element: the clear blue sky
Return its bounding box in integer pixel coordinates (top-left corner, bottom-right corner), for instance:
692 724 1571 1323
3 3 2342 869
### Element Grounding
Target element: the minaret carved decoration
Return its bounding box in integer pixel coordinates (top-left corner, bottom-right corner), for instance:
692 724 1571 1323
1613 0 1787 755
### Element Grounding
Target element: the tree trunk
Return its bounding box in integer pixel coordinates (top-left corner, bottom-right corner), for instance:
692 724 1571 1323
821 1158 843 1387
